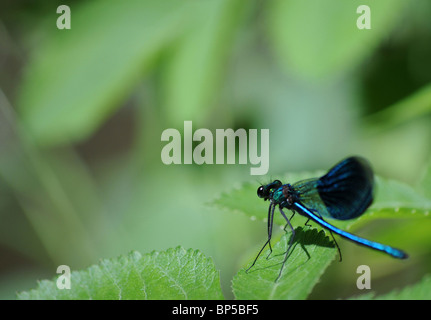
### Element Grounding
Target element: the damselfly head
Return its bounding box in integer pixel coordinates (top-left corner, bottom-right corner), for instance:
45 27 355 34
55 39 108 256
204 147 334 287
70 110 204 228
257 180 283 200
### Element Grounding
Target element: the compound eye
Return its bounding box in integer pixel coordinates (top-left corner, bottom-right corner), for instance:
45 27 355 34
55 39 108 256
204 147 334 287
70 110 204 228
257 186 265 198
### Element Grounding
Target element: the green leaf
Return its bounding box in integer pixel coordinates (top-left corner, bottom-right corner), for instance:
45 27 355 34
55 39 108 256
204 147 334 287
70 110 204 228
18 0 192 146
352 274 431 300
17 248 224 300
232 227 336 299
266 0 406 79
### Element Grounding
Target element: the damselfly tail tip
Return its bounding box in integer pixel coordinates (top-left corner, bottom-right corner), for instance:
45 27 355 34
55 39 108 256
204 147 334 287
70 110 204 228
399 251 408 259
391 249 408 259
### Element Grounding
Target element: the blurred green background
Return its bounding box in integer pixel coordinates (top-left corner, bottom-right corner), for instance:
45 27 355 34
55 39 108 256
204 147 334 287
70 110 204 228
1 0 431 299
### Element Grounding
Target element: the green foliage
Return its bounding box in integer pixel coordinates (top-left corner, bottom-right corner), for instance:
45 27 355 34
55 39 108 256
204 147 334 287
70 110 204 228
16 0 247 146
18 247 224 300
4 0 431 301
233 228 336 300
212 170 431 299
266 0 406 79
18 166 431 300
18 243 431 300
161 0 244 125
418 158 431 200
17 0 193 146
365 83 431 131
16 0 413 146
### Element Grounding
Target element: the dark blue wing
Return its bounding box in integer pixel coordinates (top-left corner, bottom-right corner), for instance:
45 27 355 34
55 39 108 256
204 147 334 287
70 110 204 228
292 157 374 220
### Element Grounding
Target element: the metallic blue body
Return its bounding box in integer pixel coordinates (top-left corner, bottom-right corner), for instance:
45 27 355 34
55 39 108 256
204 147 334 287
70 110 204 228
293 202 406 259
275 157 406 259
250 156 407 281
